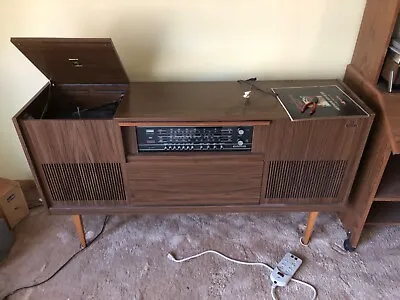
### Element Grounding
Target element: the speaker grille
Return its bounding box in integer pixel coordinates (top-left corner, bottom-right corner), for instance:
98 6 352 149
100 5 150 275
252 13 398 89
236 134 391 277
42 163 125 202
266 160 347 198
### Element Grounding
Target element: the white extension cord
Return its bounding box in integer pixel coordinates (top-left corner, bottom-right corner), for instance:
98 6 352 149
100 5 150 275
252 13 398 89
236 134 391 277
167 250 317 300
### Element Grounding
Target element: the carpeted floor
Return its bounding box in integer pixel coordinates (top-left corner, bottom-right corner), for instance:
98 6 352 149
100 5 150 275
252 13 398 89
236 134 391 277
1 208 399 300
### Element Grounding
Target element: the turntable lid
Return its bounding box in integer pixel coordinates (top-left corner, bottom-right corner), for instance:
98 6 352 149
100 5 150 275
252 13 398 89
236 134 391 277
11 37 129 84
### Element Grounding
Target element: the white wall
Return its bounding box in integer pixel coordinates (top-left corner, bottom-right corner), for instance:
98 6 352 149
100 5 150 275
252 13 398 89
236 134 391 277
0 0 366 179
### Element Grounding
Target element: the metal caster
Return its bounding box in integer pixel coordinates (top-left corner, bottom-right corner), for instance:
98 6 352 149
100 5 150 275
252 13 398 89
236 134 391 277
343 238 356 252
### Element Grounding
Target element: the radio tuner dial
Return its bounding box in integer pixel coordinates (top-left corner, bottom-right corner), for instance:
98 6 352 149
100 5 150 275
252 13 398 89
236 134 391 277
137 126 253 152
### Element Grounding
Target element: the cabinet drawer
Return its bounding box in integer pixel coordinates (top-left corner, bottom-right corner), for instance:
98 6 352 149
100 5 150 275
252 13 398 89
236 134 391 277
125 154 264 206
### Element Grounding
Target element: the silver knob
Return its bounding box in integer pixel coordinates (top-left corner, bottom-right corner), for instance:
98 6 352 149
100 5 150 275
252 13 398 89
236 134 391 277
237 140 244 146
238 128 245 135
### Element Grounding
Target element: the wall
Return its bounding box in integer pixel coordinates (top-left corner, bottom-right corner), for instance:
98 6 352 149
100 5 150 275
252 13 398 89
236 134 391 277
0 0 366 179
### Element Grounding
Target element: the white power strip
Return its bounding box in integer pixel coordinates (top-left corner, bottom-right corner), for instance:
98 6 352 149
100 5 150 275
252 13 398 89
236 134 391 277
270 253 302 287
167 250 316 300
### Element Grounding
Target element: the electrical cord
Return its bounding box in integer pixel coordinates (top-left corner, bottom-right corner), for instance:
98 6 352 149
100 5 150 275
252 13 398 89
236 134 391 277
167 250 317 300
237 78 278 97
2 216 109 300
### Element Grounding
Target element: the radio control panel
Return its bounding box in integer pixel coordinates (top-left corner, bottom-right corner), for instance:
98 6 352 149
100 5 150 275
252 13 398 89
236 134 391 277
136 126 253 152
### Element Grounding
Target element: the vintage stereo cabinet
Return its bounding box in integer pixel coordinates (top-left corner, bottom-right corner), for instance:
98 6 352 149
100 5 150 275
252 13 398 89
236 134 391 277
11 38 374 248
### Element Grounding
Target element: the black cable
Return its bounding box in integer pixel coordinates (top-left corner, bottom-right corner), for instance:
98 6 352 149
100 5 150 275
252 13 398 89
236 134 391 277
2 216 109 300
237 78 278 97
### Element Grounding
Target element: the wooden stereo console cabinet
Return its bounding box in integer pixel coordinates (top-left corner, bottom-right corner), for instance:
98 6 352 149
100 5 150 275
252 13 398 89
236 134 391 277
11 38 374 248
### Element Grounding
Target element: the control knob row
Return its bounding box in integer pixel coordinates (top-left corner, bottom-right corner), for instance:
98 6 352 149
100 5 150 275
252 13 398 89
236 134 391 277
165 145 195 150
163 145 226 150
200 145 224 150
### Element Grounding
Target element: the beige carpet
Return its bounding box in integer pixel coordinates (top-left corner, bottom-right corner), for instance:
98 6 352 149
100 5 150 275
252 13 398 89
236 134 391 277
1 208 399 300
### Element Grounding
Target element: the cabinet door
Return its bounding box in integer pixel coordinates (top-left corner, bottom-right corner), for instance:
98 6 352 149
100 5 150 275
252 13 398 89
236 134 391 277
22 119 123 163
21 119 127 205
126 154 264 206
260 118 372 205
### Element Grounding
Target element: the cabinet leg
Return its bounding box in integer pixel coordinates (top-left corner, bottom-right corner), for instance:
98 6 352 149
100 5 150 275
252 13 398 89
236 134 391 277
72 215 86 248
301 211 319 246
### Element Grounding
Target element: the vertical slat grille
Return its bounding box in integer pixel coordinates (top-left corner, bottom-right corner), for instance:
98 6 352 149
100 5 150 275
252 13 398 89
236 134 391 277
42 163 125 201
266 160 347 198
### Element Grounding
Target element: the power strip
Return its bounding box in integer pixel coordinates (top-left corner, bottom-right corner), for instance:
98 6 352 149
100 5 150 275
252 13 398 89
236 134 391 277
167 250 317 300
270 253 302 287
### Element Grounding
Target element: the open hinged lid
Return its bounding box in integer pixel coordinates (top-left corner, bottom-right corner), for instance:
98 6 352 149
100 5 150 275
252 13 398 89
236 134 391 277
11 37 129 84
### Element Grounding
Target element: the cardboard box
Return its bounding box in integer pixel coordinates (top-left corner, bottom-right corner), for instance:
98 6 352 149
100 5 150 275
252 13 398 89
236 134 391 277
0 178 29 228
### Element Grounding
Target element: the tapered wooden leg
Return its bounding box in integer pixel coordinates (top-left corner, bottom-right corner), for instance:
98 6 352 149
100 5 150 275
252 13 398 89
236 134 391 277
72 215 86 248
301 211 319 245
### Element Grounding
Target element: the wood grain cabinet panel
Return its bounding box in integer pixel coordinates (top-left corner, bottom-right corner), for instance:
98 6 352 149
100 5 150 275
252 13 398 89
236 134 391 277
351 0 400 83
260 118 373 206
22 119 123 163
380 93 400 153
126 154 264 206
